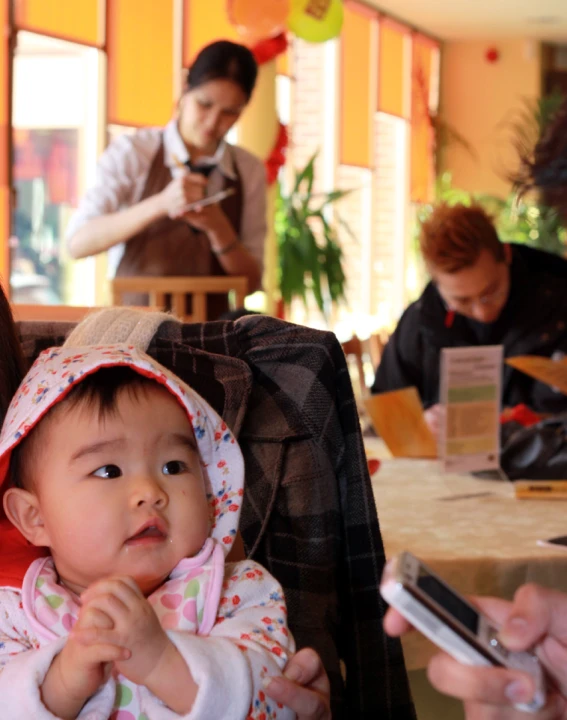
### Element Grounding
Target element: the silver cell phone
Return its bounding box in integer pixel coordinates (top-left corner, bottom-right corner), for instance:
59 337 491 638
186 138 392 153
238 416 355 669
380 552 546 713
181 187 235 214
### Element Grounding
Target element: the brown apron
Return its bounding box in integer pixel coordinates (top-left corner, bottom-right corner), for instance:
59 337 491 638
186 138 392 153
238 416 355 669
115 139 243 320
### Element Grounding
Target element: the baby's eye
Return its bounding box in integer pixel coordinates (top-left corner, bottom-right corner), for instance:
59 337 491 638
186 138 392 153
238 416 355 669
162 460 188 476
92 464 122 479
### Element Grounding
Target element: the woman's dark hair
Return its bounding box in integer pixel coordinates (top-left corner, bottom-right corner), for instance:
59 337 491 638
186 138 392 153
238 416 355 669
186 40 258 101
514 96 567 213
0 284 25 425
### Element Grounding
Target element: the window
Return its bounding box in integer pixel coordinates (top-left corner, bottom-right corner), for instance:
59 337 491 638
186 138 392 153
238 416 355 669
11 32 103 304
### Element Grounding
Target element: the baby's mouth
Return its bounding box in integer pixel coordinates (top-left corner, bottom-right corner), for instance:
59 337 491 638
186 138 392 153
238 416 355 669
126 519 168 544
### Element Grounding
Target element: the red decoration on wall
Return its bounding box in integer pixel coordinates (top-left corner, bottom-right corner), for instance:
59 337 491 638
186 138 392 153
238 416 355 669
485 47 499 63
251 32 288 65
248 30 289 185
265 122 288 185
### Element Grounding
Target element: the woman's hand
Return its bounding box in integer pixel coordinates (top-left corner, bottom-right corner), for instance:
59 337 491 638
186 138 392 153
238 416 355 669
384 585 567 719
182 202 232 238
264 648 331 720
159 173 207 219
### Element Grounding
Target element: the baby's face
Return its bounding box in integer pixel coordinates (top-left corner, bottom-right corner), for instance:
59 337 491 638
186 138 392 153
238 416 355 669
31 384 210 596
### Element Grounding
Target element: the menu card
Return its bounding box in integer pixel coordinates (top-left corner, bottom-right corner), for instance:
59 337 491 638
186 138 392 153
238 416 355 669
439 345 503 473
365 387 437 458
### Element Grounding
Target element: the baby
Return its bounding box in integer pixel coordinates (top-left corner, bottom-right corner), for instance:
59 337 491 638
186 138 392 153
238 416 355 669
0 344 295 719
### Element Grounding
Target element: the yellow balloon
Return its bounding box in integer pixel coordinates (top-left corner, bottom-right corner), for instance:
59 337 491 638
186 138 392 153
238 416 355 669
287 0 344 43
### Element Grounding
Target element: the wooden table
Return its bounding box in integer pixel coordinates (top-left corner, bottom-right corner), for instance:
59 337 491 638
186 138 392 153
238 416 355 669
366 437 567 671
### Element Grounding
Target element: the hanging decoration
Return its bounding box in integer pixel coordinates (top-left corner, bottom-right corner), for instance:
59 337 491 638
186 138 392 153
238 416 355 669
251 33 288 66
227 0 290 43
265 122 289 185
287 0 343 43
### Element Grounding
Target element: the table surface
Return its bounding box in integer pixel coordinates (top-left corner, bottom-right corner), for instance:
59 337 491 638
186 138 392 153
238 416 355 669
365 437 567 669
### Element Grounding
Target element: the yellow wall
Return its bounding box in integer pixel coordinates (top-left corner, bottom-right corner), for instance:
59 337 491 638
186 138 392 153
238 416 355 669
440 39 541 197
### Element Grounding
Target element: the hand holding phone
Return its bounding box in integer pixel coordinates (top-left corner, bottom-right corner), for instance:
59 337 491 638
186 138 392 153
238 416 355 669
380 552 546 713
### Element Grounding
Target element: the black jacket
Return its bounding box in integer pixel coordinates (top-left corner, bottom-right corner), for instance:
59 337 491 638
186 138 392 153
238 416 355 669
372 244 567 412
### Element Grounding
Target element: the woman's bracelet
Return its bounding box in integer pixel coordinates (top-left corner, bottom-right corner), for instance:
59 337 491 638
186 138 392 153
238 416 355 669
212 238 240 256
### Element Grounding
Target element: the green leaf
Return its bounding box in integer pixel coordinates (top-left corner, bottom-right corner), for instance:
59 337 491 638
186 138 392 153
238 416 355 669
292 151 317 196
277 151 351 321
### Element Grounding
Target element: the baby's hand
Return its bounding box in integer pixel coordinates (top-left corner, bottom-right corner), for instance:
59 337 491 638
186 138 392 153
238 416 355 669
76 603 114 632
43 609 129 717
77 576 170 687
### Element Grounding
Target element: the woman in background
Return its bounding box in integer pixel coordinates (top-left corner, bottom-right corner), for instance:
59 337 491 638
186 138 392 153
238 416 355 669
66 40 266 318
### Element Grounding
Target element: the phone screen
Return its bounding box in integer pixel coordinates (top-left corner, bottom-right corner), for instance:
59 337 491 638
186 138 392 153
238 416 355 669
417 567 479 634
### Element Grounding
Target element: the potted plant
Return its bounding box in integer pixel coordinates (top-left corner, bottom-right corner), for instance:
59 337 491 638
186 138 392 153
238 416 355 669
275 151 352 320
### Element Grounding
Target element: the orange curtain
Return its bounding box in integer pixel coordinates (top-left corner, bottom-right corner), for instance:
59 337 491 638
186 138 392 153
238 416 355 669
183 0 240 68
378 19 408 118
107 0 175 127
0 0 9 283
340 2 376 167
14 0 103 47
410 34 437 203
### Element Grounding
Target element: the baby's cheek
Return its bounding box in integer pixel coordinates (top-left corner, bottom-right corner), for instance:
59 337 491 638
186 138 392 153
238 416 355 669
52 512 115 552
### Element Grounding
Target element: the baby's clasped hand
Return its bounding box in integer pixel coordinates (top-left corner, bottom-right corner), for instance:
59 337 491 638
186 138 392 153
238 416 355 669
75 575 171 687
40 600 130 718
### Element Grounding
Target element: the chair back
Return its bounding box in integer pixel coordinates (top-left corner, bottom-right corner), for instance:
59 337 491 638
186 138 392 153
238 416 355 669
11 304 102 323
111 276 248 322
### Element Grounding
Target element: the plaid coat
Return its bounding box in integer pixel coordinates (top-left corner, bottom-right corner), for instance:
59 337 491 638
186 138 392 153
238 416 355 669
16 315 415 719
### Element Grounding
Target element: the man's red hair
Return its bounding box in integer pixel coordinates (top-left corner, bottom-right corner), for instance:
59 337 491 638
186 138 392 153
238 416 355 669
420 203 505 273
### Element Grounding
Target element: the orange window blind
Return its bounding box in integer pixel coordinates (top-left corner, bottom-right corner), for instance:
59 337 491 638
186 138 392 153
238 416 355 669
183 0 240 68
0 0 8 280
107 0 174 127
378 19 408 118
410 34 438 202
14 0 103 47
340 2 376 167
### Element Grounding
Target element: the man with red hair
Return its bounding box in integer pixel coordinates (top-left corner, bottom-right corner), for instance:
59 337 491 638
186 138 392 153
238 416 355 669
372 202 567 435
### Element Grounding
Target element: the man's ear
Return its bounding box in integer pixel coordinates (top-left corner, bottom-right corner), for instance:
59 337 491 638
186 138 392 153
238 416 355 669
3 487 50 547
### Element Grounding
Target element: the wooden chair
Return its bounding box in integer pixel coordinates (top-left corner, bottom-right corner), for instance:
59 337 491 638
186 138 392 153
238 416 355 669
11 304 103 323
11 304 160 324
368 331 389 370
111 276 249 322
341 334 368 400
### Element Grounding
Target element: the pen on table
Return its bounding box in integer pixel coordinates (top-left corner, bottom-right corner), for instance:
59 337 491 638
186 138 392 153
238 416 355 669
515 481 567 498
437 491 494 502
